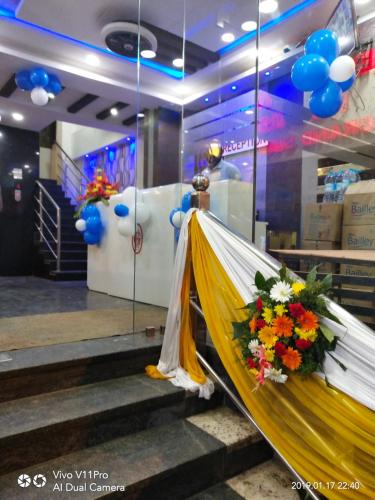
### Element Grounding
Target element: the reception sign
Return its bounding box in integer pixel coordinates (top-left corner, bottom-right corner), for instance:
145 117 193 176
223 138 269 156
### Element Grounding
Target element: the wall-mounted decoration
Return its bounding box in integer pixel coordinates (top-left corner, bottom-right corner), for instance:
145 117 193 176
15 68 62 106
291 30 356 118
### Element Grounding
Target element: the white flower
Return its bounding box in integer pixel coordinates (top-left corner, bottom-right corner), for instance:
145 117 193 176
264 367 288 384
248 339 260 355
270 281 293 303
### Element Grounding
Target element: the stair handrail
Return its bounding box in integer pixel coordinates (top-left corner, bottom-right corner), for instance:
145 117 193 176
54 141 90 205
34 180 61 273
190 298 320 500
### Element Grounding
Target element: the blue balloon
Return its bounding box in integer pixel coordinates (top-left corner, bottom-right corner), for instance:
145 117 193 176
15 70 33 91
82 204 100 220
309 80 343 118
114 204 129 217
30 67 49 88
86 216 102 234
84 230 100 245
45 74 62 95
181 192 192 213
291 54 329 92
338 75 355 92
305 29 339 65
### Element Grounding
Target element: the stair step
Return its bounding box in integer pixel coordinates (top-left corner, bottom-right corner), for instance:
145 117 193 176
0 374 220 474
224 459 299 500
41 249 87 260
43 241 86 250
0 332 163 403
46 259 87 271
50 269 87 281
0 407 270 499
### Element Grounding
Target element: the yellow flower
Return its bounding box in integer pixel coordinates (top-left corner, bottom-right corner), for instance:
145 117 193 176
274 304 287 317
292 282 305 296
258 326 278 347
295 327 317 342
262 307 274 324
265 349 275 362
249 368 258 376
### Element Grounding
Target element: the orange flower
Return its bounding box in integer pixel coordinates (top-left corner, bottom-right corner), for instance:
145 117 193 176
299 311 318 332
249 316 258 334
272 315 294 337
282 347 302 371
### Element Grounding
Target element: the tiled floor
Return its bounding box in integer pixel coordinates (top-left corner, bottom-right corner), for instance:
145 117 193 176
0 276 132 318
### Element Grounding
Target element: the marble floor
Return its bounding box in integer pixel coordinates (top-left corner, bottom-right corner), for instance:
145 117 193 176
0 276 135 318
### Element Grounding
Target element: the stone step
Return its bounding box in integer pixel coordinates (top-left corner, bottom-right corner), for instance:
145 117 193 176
0 373 221 475
0 332 163 403
0 407 271 499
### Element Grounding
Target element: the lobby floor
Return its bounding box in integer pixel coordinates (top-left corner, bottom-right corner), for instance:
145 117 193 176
0 277 167 351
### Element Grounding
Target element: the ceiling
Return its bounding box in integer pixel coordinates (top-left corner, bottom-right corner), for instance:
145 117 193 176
0 0 373 132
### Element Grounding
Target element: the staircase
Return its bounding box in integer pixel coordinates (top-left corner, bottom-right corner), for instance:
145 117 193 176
35 179 87 281
0 332 297 499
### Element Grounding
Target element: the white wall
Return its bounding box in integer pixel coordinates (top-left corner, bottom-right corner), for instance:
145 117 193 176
39 147 52 179
56 122 126 159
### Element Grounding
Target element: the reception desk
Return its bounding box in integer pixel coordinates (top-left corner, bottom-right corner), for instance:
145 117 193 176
87 181 267 307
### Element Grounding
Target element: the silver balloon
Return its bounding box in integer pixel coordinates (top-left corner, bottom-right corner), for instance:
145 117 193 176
192 173 210 192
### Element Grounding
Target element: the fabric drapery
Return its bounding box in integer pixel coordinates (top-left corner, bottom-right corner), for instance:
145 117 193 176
147 211 375 499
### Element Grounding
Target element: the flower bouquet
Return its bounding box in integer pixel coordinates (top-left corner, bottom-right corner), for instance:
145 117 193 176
232 266 344 387
75 168 118 218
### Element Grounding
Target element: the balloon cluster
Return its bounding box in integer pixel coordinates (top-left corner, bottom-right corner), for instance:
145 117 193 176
75 204 103 245
15 68 62 106
169 192 192 230
291 30 356 118
114 186 151 237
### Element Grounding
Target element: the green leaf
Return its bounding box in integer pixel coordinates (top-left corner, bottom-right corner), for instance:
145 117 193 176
255 271 267 291
279 265 287 281
306 265 318 285
233 322 247 340
319 324 335 343
320 273 332 291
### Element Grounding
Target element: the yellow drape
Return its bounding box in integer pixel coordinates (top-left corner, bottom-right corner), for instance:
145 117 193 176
190 213 375 500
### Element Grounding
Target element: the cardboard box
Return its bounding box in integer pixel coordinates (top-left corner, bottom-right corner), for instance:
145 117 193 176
340 264 375 278
303 204 342 241
300 240 340 273
343 180 375 226
341 225 375 250
269 231 297 250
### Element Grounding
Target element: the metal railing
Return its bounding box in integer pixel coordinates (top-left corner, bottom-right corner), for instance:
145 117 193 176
189 298 320 500
54 142 89 206
34 180 61 272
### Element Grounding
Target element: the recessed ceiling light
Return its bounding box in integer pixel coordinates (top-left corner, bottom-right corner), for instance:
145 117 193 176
260 0 278 14
110 107 118 116
12 112 24 121
241 21 257 32
105 146 109 150
204 97 209 103
172 58 184 68
265 71 271 76
141 49 156 59
231 85 237 91
242 162 249 166
184 130 189 134
0 132 3 138
35 151 40 156
221 32 235 43
245 109 254 115
24 164 30 169
137 112 145 118
85 154 89 158
230 140 235 144
86 54 100 66
126 137 131 141
48 93 55 99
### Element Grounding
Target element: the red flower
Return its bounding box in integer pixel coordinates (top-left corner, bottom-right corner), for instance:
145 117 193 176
295 339 313 351
275 341 287 357
256 297 263 312
289 303 306 318
257 319 266 329
247 357 257 369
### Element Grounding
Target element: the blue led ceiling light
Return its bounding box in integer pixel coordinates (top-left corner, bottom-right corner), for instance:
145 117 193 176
231 85 237 91
204 97 209 102
0 9 184 79
219 0 319 56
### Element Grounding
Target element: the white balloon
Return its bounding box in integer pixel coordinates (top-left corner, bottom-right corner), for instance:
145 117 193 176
75 219 86 232
329 56 355 83
121 186 137 206
172 210 185 229
118 218 136 237
31 86 49 106
130 202 150 224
